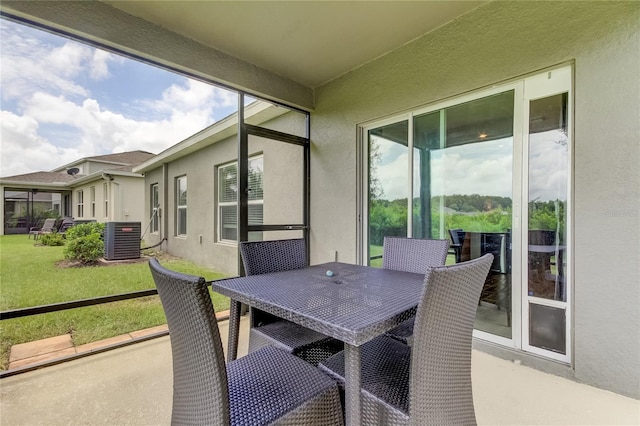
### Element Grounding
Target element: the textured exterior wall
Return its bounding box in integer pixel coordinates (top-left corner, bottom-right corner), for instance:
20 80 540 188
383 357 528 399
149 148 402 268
312 1 640 397
142 111 305 275
69 176 145 224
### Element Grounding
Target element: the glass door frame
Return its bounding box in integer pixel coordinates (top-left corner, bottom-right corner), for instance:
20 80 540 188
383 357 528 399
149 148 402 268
521 67 573 363
358 82 523 349
357 65 573 361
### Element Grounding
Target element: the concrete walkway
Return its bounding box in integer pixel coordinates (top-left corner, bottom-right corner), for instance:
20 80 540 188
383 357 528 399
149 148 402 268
8 325 169 370
1 316 638 425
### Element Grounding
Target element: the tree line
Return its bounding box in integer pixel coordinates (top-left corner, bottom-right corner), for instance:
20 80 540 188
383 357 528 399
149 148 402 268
369 194 565 246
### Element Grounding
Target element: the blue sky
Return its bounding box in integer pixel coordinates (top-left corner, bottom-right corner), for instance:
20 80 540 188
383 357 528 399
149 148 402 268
0 18 239 177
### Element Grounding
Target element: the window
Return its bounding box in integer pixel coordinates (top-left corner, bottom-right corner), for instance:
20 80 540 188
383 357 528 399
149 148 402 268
176 176 187 236
77 190 84 218
151 183 159 234
103 183 108 218
218 156 264 242
90 186 96 217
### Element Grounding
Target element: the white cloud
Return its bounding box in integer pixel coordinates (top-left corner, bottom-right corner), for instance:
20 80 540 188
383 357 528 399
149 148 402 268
0 110 80 176
528 130 569 201
90 49 122 80
430 146 513 197
373 137 514 201
373 133 568 203
19 91 216 159
0 20 236 176
146 79 237 116
1 24 89 101
377 151 410 201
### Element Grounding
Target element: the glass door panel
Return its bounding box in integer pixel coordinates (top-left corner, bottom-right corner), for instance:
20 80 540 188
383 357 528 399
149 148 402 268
361 66 572 361
527 93 568 302
526 91 570 357
367 120 409 267
414 91 515 339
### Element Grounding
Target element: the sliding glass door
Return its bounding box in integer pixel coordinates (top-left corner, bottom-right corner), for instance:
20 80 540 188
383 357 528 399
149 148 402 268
361 66 572 362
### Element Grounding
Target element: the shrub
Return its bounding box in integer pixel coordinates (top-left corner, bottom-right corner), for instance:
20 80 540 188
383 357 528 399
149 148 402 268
64 222 105 240
40 232 65 246
63 223 105 264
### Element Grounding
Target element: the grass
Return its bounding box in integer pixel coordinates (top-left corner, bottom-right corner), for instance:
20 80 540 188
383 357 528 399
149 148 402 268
0 235 230 370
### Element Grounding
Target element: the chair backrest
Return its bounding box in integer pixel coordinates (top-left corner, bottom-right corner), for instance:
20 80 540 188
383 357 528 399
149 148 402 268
57 217 74 233
409 253 493 425
148 258 230 425
448 229 465 246
382 237 450 274
239 238 307 276
41 218 57 232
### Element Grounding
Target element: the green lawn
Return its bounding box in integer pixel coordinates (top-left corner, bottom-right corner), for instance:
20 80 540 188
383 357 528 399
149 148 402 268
0 235 230 370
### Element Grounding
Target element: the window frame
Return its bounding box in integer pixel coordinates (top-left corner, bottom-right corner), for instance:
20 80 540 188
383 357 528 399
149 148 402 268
357 64 573 364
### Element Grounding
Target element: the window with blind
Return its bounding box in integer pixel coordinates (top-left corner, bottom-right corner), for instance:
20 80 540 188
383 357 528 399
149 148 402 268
150 183 159 233
176 176 187 236
218 156 264 242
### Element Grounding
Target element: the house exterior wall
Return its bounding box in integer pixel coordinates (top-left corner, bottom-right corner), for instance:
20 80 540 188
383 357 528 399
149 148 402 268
70 175 146 225
142 111 305 275
311 2 640 398
143 169 164 248
85 161 110 175
112 175 146 223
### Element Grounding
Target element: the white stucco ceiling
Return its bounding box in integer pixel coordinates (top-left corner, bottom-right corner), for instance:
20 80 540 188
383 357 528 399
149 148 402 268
104 1 487 88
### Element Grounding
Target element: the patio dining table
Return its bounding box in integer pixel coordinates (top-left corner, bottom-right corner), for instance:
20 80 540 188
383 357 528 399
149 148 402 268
212 261 426 426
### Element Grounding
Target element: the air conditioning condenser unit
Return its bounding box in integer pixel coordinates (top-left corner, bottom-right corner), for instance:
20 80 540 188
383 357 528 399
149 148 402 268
104 222 141 261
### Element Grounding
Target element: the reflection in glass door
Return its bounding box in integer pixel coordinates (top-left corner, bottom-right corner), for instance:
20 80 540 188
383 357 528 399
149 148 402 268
362 65 572 361
367 91 516 339
413 92 515 339
523 68 571 362
367 119 409 267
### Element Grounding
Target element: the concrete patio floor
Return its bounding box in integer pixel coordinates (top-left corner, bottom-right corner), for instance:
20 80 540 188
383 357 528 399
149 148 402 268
1 316 638 425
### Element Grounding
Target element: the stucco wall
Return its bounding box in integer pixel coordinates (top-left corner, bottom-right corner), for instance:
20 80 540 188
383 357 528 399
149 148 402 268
311 1 640 398
119 175 146 223
142 110 306 275
71 175 146 225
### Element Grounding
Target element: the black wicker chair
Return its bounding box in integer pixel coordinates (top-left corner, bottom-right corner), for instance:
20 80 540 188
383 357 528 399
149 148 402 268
149 258 344 425
382 237 450 345
239 239 343 365
319 254 493 425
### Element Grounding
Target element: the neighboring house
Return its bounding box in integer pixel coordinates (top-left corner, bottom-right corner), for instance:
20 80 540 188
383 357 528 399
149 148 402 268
134 101 304 274
0 151 154 235
1 1 638 401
